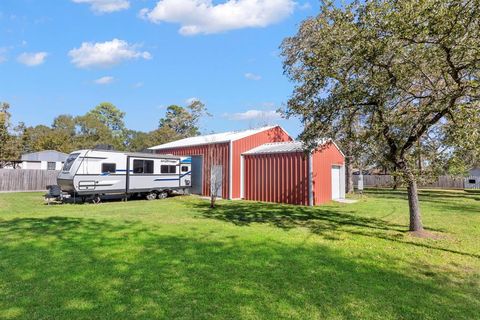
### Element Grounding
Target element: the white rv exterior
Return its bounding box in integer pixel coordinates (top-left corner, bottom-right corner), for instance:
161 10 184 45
57 149 192 200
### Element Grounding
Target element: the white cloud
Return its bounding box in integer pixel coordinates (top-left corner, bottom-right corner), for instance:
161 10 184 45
298 2 311 10
133 81 144 88
17 52 48 66
140 0 296 35
72 0 130 13
226 109 282 121
68 39 152 68
94 76 114 84
244 72 261 81
185 97 199 104
261 102 276 108
0 48 7 63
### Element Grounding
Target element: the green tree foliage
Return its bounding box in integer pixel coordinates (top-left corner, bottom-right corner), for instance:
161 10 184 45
52 115 76 135
281 0 480 231
444 105 480 175
0 102 21 166
2 100 209 156
87 102 126 137
126 126 179 152
74 113 121 150
159 100 210 138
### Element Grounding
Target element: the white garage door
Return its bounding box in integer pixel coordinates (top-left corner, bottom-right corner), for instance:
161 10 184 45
331 166 341 200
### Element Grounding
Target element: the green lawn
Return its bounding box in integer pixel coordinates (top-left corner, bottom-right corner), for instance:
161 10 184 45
0 190 479 320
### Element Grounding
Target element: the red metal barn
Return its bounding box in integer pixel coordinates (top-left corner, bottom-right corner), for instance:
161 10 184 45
149 126 292 199
241 141 345 205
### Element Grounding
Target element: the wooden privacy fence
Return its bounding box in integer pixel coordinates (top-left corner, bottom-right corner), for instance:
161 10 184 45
0 169 59 192
353 175 476 190
423 175 465 189
353 175 393 188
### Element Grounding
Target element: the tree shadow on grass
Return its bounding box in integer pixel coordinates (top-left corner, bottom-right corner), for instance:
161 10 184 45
187 200 480 260
0 217 478 319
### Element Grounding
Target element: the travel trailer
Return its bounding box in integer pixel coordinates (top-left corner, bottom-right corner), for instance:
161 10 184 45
54 149 192 202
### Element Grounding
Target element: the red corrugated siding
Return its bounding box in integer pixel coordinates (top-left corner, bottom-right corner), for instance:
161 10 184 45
155 142 230 198
232 126 292 198
312 142 344 204
243 142 345 206
244 152 309 205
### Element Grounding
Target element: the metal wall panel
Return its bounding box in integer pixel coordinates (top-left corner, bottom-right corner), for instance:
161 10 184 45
312 142 345 204
244 152 309 205
155 142 230 198
232 126 292 199
243 142 345 206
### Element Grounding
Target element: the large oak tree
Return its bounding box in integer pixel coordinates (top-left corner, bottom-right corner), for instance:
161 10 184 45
281 0 479 231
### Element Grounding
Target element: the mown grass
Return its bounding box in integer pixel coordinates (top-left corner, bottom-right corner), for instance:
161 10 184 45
0 189 479 319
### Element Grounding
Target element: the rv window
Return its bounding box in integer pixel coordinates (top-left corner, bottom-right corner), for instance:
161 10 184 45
63 153 80 171
161 165 177 174
133 159 154 174
47 162 56 170
102 163 116 173
144 160 154 174
181 166 189 172
133 160 144 173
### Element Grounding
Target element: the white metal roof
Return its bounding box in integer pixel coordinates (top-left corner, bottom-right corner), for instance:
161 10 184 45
243 141 305 155
243 139 331 155
21 150 68 162
149 126 281 150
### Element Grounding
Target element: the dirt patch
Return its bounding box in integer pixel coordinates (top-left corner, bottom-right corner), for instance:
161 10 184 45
408 230 446 239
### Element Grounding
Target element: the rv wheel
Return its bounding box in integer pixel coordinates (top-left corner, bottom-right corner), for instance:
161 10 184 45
145 192 157 201
157 191 168 200
92 195 101 204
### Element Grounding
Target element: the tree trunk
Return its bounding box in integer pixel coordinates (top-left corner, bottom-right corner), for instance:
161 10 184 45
345 142 354 193
345 157 354 194
403 168 424 232
392 166 398 190
210 195 216 208
417 140 422 174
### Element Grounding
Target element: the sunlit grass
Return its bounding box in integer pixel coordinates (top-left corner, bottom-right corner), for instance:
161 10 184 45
0 189 479 319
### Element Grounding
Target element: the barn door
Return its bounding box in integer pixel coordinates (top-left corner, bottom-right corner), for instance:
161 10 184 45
211 165 223 198
191 156 203 194
331 166 341 200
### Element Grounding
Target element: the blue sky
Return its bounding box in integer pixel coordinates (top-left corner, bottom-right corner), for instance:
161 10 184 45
0 0 316 138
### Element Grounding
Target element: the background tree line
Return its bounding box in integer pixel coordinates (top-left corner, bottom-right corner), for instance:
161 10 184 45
0 100 209 163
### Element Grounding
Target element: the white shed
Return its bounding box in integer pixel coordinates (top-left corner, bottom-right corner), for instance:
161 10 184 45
21 150 68 170
465 167 480 190
468 167 480 177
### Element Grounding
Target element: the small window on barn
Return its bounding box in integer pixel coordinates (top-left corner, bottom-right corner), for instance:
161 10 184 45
47 162 56 170
469 179 476 184
102 163 116 173
181 166 189 172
